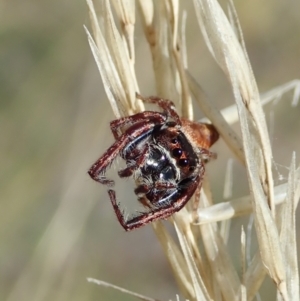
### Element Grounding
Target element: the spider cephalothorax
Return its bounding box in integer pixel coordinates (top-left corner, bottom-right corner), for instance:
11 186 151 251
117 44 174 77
88 94 219 231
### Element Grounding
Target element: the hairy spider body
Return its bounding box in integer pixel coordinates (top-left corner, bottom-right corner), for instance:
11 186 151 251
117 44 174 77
88 94 219 231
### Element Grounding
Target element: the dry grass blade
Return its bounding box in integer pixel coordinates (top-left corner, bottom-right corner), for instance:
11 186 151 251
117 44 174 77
86 0 139 116
240 227 246 301
112 0 136 61
279 154 300 301
136 0 155 49
138 0 194 118
200 0 275 205
192 0 290 298
237 88 287 300
218 80 300 127
87 278 161 301
187 72 245 165
173 219 211 301
244 252 266 300
223 159 233 200
164 0 193 120
196 183 288 224
193 0 275 212
261 80 300 108
199 183 241 301
152 221 195 301
84 27 123 118
101 0 138 110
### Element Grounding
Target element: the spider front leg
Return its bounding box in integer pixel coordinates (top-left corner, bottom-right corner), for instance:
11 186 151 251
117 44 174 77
88 122 156 187
134 181 178 204
110 111 166 140
108 177 199 231
118 145 149 178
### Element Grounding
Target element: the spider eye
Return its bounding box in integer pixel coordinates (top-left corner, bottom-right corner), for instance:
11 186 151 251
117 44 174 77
179 158 189 167
171 138 178 144
166 121 177 127
172 148 182 157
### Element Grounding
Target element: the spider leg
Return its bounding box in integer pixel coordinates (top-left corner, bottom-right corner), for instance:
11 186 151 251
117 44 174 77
136 93 181 125
134 181 178 205
108 177 199 231
88 122 155 186
192 181 202 223
199 148 217 163
110 111 166 140
134 181 177 195
118 144 149 178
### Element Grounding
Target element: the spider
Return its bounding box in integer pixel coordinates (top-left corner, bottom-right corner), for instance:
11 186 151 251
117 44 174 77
88 93 219 231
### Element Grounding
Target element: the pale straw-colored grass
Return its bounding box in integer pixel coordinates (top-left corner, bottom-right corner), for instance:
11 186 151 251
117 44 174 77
86 0 300 300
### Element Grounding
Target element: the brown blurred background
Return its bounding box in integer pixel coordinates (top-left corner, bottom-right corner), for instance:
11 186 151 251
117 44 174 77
1 1 300 301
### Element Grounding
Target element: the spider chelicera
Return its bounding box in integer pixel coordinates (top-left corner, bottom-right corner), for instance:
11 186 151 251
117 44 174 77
88 93 219 231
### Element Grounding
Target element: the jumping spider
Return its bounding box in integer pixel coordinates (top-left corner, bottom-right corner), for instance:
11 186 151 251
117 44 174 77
88 94 219 231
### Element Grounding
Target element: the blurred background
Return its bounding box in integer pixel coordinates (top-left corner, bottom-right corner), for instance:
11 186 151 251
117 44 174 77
1 1 300 301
